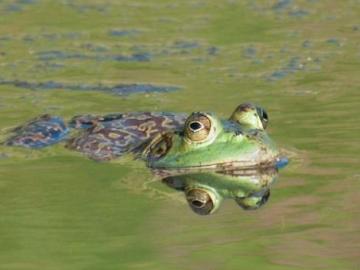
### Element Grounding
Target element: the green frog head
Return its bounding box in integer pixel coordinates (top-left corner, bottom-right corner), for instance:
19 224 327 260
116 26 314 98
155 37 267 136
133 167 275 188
143 103 287 215
143 103 279 170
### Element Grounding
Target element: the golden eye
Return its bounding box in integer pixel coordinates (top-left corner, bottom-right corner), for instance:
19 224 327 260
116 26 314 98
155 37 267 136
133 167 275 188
186 189 214 215
230 103 269 130
256 106 269 130
184 113 211 142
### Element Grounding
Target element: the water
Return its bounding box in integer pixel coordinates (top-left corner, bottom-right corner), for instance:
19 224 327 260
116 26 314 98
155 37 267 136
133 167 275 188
0 0 359 269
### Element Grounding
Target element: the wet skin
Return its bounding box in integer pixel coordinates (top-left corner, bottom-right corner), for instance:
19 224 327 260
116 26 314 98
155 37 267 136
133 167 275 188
144 103 280 170
4 103 287 215
144 103 286 215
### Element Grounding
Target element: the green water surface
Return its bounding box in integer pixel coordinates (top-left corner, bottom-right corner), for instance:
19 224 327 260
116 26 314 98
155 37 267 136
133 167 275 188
0 0 359 269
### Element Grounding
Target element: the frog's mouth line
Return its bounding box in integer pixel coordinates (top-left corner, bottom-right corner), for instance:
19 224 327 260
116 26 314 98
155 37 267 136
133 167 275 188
149 157 283 174
151 161 280 179
143 132 287 172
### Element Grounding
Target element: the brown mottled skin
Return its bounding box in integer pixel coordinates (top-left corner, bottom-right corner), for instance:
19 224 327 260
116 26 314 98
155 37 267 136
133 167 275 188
67 112 187 161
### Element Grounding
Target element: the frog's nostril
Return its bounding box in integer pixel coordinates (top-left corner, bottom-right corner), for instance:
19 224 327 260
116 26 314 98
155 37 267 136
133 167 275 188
189 121 203 132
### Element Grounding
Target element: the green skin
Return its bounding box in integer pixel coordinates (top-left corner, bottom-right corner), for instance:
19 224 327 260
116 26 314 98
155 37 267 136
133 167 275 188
145 103 283 215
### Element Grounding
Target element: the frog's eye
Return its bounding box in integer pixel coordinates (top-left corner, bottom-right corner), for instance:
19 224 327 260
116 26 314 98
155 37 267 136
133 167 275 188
230 103 269 130
256 106 269 130
186 189 215 215
184 113 212 142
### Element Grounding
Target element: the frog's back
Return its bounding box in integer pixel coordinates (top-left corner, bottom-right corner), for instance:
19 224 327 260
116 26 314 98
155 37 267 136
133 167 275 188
4 114 69 148
4 112 187 161
67 112 187 160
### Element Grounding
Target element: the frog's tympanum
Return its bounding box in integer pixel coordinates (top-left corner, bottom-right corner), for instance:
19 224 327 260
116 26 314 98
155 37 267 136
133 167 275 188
4 103 287 215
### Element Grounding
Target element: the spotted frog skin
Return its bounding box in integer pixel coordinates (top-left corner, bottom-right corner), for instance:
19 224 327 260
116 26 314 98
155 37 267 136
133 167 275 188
66 112 187 161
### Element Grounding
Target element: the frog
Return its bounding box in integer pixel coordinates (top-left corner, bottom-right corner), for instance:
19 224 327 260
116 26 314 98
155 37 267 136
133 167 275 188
143 103 287 215
5 112 187 161
143 103 278 170
4 103 287 215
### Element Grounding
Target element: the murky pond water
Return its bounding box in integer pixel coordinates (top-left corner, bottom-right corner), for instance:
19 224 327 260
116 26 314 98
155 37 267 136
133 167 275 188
0 0 359 269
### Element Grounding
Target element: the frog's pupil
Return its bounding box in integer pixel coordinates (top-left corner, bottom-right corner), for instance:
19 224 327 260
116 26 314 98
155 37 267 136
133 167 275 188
262 111 268 121
189 121 203 132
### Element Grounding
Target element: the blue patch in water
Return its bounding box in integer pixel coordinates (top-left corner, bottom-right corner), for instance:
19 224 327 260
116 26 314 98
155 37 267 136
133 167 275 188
272 0 292 11
36 50 152 62
0 36 11 41
302 40 312 48
82 43 109 52
42 33 58 40
112 52 151 62
287 57 302 71
288 9 309 18
207 46 219 56
108 29 139 37
267 57 304 81
276 157 289 169
22 35 34 42
17 0 37 4
326 38 340 47
173 41 200 50
109 84 178 95
37 50 87 61
63 32 81 39
5 4 22 12
0 79 180 96
243 46 257 58
268 70 289 81
33 62 65 72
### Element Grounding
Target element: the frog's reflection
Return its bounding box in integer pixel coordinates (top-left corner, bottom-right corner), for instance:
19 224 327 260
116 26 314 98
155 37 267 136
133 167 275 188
153 166 280 215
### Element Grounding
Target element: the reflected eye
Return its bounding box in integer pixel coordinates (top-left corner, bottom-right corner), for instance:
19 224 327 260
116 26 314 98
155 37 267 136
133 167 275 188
184 113 211 142
186 189 214 215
